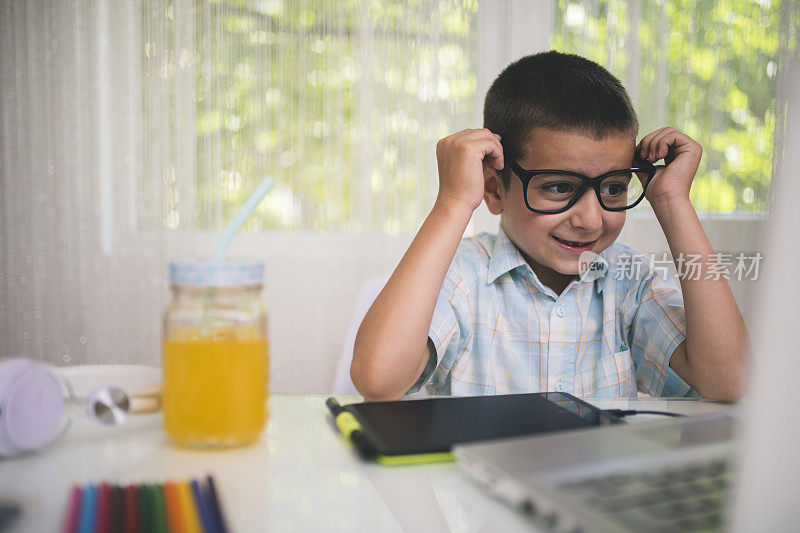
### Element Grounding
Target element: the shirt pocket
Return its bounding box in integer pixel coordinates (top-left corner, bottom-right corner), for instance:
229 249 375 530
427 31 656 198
583 347 637 398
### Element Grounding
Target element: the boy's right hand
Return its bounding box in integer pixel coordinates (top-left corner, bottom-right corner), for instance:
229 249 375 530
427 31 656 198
435 129 504 214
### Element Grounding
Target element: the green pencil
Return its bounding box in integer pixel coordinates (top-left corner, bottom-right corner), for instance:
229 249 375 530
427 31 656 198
151 484 168 533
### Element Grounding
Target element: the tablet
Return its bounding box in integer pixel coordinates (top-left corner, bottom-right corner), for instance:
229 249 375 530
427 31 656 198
330 392 622 464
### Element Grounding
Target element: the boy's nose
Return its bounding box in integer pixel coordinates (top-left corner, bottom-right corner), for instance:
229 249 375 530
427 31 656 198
568 189 604 232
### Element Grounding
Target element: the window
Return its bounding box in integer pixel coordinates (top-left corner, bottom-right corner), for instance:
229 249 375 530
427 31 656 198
141 0 478 234
552 0 781 213
140 0 787 239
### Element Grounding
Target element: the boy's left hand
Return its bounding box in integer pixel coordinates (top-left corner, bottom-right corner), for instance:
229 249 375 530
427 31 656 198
637 127 702 206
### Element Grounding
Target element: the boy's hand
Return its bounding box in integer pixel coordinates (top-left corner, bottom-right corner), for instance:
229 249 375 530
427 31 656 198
435 129 504 213
637 127 702 206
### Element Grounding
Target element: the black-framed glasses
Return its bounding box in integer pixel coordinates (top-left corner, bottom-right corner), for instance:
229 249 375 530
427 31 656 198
505 156 657 214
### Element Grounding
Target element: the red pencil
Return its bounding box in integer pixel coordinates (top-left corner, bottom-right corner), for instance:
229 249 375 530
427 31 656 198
94 483 111 533
123 485 140 533
61 485 83 533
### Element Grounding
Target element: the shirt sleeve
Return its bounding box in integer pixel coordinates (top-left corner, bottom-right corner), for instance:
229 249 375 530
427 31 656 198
626 269 698 398
405 261 469 395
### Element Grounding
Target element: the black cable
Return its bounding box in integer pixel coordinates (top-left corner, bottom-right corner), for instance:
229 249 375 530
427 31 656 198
605 409 685 418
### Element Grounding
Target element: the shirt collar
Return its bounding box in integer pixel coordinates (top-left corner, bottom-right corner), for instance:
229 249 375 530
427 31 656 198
486 227 529 284
486 226 612 294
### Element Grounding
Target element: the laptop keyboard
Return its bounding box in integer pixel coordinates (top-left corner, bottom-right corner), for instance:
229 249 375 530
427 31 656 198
558 458 730 533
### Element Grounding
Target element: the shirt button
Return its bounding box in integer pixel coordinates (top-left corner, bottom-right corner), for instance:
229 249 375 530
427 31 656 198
555 379 564 392
555 305 565 318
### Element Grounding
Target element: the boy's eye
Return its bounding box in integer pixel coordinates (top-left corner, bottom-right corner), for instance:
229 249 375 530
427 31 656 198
601 182 628 196
541 182 576 195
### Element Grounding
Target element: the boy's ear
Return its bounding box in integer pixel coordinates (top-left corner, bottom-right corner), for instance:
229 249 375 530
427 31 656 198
483 166 504 215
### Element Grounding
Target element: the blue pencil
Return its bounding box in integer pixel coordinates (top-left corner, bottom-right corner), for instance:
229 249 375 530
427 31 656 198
77 484 97 533
205 475 229 533
190 478 217 533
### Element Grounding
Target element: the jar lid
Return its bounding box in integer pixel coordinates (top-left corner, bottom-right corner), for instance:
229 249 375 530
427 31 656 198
169 259 264 288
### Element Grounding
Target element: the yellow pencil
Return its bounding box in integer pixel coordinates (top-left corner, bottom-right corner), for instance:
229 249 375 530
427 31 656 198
176 480 202 533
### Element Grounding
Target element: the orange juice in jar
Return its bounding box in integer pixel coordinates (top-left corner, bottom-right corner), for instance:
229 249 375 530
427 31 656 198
162 260 268 447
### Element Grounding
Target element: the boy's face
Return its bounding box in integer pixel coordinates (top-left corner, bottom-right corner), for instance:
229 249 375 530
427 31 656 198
487 127 634 290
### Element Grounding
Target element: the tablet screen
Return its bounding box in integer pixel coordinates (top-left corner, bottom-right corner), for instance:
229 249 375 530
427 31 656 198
345 392 621 456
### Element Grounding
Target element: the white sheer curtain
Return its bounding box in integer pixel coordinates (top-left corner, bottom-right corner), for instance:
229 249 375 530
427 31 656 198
1 2 153 370
1 0 794 392
0 0 523 392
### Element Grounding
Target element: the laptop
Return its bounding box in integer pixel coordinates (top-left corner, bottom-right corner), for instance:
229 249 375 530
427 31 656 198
453 62 800 533
455 410 736 532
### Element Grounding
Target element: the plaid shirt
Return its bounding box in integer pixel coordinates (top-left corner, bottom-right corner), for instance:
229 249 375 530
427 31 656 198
412 227 696 398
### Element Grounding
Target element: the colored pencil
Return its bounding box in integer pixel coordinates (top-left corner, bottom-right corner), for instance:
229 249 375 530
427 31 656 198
145 485 159 533
77 484 97 533
67 478 223 533
177 481 202 533
190 478 216 533
109 486 124 533
150 484 168 533
163 481 186 533
95 483 111 533
123 485 139 533
61 485 83 533
136 485 150 533
206 475 229 533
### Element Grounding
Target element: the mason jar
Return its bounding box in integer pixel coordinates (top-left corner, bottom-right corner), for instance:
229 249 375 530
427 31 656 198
162 260 268 447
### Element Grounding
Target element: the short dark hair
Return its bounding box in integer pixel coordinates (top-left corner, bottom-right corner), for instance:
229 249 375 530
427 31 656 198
484 50 639 186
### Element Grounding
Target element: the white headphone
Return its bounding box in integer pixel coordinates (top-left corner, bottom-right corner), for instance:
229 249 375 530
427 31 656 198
0 358 161 457
0 358 66 457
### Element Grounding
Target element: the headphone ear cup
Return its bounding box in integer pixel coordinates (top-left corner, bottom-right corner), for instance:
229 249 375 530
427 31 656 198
0 358 65 457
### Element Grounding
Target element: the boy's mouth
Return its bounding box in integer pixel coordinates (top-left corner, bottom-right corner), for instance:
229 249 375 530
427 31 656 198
552 235 598 253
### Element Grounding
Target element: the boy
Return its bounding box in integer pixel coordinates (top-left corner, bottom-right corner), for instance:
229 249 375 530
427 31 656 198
351 51 747 402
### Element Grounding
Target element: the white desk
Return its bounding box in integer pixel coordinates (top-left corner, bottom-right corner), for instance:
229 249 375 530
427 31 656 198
0 394 732 532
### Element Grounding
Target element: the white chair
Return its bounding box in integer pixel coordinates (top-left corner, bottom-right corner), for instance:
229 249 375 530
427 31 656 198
331 274 391 394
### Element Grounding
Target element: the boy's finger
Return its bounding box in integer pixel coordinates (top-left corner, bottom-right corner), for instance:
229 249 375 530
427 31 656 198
655 129 694 161
638 128 662 150
443 129 498 150
639 134 657 160
488 140 504 170
478 138 504 169
482 129 502 142
465 129 501 144
649 129 676 160
639 127 670 159
456 128 487 140
642 129 670 160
